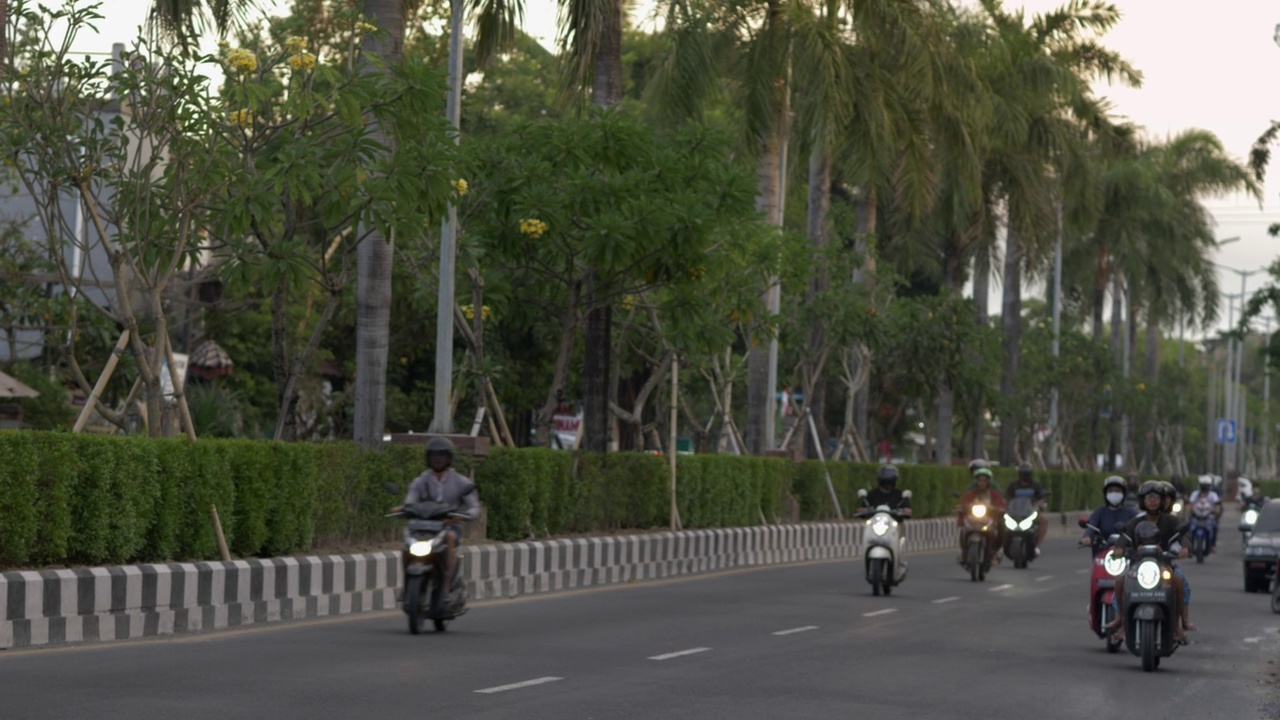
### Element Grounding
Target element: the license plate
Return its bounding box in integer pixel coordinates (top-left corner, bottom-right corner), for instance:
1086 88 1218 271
1250 562 1270 569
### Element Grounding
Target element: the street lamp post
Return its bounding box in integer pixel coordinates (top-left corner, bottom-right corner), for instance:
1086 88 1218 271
431 0 465 435
1217 254 1261 475
1222 293 1241 474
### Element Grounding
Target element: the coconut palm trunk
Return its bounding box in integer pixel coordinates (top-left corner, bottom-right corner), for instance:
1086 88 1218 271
998 222 1022 465
353 0 404 448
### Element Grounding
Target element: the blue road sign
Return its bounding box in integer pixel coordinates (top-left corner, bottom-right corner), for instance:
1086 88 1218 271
1216 418 1237 445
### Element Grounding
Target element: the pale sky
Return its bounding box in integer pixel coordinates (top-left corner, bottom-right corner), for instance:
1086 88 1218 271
66 1 1280 336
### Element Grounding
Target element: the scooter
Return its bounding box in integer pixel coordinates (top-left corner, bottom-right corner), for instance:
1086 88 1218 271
958 501 998 582
384 483 469 634
1272 559 1280 614
857 489 912 596
1003 496 1039 569
1078 518 1126 654
1240 496 1265 548
1188 499 1214 563
1117 527 1184 672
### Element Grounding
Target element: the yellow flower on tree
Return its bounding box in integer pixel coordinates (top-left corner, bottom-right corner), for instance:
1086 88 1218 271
451 178 468 196
288 52 317 72
621 295 636 311
227 108 252 128
356 21 378 34
519 218 548 237
285 36 308 53
224 48 258 74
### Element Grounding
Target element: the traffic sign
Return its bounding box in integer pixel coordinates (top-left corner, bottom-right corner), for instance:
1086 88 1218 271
1216 418 1236 445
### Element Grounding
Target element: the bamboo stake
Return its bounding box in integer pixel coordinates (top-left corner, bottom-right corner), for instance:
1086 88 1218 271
211 505 232 561
73 329 130 433
670 356 682 530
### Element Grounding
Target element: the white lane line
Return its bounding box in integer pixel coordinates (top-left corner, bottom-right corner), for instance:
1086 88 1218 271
1245 637 1263 643
773 625 819 636
989 584 1014 592
933 596 961 604
649 647 711 661
475 677 564 694
863 608 898 617
1036 576 1054 582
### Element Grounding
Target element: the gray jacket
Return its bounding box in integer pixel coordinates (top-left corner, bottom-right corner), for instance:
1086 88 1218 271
404 468 480 520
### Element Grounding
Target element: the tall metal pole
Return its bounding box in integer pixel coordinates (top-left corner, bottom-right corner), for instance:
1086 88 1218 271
1224 296 1236 474
431 0 465 434
1207 352 1216 475
1265 317 1273 478
1048 196 1063 467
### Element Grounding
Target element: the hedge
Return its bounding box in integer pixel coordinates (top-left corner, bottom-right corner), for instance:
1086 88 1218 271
0 430 1156 568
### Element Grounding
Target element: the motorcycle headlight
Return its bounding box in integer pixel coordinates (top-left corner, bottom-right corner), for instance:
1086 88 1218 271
1172 501 1183 514
1004 514 1018 530
871 520 890 536
1019 512 1038 531
972 504 987 519
1102 551 1127 577
1136 560 1161 590
1245 509 1259 525
409 540 435 557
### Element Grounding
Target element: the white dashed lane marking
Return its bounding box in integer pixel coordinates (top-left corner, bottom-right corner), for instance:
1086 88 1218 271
772 626 819 636
1036 576 1054 582
863 609 898 617
649 647 711 661
933 596 961 604
989 584 1014 592
475 677 564 694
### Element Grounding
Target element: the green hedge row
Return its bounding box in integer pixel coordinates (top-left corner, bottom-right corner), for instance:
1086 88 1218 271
0 429 1151 568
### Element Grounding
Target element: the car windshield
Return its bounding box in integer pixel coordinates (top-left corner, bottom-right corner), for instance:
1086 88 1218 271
1252 501 1280 534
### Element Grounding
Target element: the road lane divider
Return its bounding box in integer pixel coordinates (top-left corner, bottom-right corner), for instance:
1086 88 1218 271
989 584 1014 592
772 625 819 636
649 647 711 661
932 596 960 604
475 677 564 694
862 609 898 617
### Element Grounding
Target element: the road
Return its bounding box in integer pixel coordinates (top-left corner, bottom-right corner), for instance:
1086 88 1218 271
3 510 1278 719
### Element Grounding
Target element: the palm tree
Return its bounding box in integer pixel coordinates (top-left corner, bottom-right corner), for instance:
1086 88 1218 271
147 0 258 44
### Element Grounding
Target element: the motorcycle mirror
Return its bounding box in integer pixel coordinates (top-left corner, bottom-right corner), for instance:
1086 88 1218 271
383 482 401 496
902 490 912 499
1077 517 1089 529
857 489 868 498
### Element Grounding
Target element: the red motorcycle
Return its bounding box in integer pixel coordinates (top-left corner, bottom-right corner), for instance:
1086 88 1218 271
1079 518 1128 653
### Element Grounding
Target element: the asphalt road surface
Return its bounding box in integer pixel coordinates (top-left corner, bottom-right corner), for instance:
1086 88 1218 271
4 510 1279 719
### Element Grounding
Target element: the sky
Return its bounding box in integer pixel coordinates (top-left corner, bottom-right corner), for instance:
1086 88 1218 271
68 0 1280 337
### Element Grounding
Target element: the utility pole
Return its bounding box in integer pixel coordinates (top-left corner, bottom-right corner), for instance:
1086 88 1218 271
430 0 464 434
1048 196 1063 467
1266 317 1274 478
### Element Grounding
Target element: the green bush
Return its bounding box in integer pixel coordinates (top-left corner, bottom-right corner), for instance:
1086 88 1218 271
0 428 1171 567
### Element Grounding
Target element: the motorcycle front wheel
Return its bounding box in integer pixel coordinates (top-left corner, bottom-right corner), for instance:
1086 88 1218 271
967 544 982 582
1139 620 1158 672
870 559 883 596
405 575 425 635
1271 584 1280 614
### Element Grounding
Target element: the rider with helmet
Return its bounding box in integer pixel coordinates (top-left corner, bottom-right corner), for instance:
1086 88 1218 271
1188 475 1223 553
1107 480 1192 644
864 465 914 516
399 437 481 604
1005 463 1049 556
957 465 1006 564
1080 475 1140 544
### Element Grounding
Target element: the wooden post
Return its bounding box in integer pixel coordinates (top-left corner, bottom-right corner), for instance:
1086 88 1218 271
73 329 130 433
210 504 232 561
807 408 843 520
670 355 682 530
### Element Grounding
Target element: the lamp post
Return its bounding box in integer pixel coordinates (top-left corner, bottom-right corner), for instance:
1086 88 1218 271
1265 316 1275 478
1217 254 1261 473
431 0 465 434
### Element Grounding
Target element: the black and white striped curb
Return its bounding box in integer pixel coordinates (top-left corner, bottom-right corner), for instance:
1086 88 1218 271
2 514 1070 650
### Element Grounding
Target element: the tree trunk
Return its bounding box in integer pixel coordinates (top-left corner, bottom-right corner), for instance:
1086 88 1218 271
969 245 990 459
353 0 404 449
536 285 581 446
1106 271 1123 470
998 223 1021 466
580 0 624 454
804 141 832 458
747 125 782 457
852 186 877 454
1140 310 1161 471
271 276 298 441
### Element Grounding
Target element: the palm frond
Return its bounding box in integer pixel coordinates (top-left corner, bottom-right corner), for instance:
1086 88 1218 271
467 0 525 69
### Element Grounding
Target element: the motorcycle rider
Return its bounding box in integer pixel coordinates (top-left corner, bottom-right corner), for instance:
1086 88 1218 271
1079 475 1140 544
396 437 480 606
1106 481 1192 644
1005 463 1049 556
957 466 1006 565
860 465 913 568
1188 475 1223 553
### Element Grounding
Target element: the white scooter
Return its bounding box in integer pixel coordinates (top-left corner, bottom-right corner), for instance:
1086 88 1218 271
857 489 912 596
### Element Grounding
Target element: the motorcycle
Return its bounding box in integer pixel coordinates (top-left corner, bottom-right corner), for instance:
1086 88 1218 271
1188 499 1215 563
1077 518 1127 654
1240 496 1266 548
958 500 998 582
1003 496 1040 569
1117 531 1184 672
1272 559 1280 614
856 489 912 596
384 483 469 634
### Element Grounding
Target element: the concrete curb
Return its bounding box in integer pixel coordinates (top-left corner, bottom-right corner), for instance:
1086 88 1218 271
1 511 1085 650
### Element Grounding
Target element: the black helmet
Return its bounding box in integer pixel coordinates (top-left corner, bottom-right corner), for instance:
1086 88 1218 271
1017 463 1034 483
1158 481 1176 499
1137 480 1163 504
424 436 456 465
877 465 899 487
